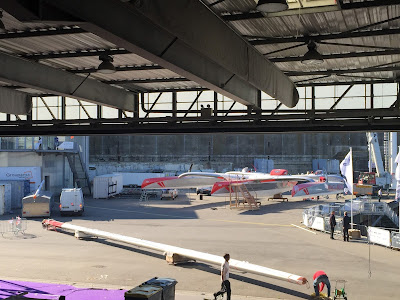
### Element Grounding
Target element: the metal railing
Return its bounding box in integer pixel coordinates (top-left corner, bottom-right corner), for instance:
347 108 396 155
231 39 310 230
0 217 27 237
304 199 398 226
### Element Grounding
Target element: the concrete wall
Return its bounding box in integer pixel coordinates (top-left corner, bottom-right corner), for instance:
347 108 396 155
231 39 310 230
89 132 374 175
0 151 74 195
0 152 43 166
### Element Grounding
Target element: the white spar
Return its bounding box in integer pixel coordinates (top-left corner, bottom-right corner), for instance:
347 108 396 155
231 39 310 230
42 219 307 285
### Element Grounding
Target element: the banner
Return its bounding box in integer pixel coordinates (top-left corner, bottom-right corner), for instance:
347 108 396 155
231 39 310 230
368 227 391 247
340 149 353 194
395 152 400 201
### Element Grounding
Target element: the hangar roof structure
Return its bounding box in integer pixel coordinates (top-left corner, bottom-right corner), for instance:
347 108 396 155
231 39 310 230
0 0 400 135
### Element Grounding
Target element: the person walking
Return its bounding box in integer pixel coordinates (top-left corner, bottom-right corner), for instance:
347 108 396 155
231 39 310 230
378 188 382 202
214 253 231 300
313 270 331 298
343 211 350 242
329 211 336 239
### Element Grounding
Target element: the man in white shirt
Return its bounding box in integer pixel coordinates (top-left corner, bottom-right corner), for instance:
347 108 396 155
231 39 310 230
213 253 231 300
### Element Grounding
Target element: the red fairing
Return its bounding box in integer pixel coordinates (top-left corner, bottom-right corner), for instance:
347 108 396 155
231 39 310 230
270 169 288 176
319 176 326 182
211 180 250 194
42 219 64 228
141 176 179 188
211 181 231 194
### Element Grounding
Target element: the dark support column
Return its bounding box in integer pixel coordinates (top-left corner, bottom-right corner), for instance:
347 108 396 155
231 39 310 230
97 105 102 118
118 109 123 119
311 86 316 113
61 96 66 120
172 92 177 118
247 105 252 115
397 83 400 110
6 114 10 122
214 92 218 117
255 90 262 116
370 84 374 109
133 93 139 119
27 96 32 122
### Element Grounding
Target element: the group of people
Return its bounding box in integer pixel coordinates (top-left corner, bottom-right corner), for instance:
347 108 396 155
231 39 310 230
329 210 351 242
213 254 332 299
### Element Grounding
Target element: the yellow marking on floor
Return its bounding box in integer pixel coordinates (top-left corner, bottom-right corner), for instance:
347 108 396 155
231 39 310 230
86 205 292 227
291 223 317 234
86 205 194 219
207 218 292 227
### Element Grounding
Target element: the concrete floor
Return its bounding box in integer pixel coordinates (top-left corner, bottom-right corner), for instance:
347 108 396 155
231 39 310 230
0 194 398 300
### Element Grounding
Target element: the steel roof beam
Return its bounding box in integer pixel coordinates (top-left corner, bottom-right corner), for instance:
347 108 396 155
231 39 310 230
145 87 208 93
222 1 400 21
68 64 164 74
285 65 400 77
0 26 86 39
22 48 130 60
249 28 400 45
297 79 399 87
103 77 190 85
270 49 400 62
46 0 298 108
1 116 400 135
0 52 136 111
339 0 400 10
222 6 339 21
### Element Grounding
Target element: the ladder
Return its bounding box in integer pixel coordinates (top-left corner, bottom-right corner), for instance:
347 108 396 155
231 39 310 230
66 152 91 195
237 184 260 210
139 190 149 205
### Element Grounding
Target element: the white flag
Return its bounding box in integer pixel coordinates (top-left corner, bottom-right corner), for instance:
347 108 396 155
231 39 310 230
395 152 400 201
340 150 353 194
395 152 400 181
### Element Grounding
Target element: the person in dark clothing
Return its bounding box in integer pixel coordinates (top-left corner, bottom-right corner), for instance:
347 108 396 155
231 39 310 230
329 211 336 239
214 254 231 300
343 211 351 242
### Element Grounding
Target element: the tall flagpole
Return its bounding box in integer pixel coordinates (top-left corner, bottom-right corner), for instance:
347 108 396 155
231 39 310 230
350 147 353 229
340 148 354 229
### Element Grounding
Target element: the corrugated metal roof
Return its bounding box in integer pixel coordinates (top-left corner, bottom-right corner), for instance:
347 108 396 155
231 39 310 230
1 1 400 97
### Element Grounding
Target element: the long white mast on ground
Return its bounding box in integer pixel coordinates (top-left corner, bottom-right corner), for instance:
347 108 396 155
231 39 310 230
42 219 307 286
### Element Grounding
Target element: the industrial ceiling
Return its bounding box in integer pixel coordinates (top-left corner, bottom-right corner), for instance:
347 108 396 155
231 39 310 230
0 0 400 135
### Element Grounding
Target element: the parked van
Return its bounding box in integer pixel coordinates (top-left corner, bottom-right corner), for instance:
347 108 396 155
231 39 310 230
160 189 178 200
60 188 84 216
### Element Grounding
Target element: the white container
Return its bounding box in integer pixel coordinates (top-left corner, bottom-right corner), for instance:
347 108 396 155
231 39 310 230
93 174 123 199
60 188 84 216
0 180 27 210
113 172 165 187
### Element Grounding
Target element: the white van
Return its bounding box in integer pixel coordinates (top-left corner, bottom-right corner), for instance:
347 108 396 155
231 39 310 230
160 189 178 200
59 188 84 216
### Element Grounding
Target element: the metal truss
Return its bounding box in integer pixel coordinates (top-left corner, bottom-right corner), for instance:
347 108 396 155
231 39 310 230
0 84 399 135
1 111 400 136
